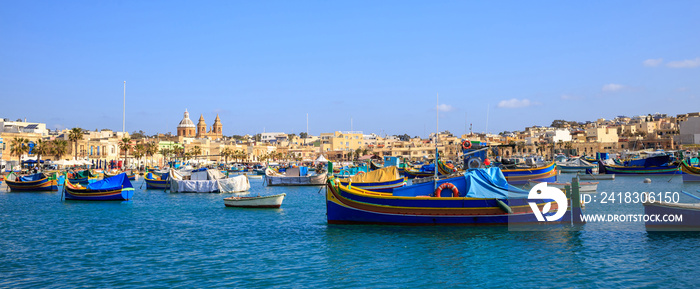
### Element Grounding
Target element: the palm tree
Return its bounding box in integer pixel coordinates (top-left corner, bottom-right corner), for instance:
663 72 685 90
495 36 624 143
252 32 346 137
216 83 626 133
10 137 29 166
68 127 83 160
32 139 50 167
159 148 171 167
191 146 202 163
145 141 158 168
564 141 573 156
220 147 231 164
557 140 564 154
118 137 132 168
51 139 69 161
134 144 146 168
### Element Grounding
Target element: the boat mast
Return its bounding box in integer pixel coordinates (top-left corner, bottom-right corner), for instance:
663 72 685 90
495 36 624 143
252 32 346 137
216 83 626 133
123 81 126 134
434 93 439 189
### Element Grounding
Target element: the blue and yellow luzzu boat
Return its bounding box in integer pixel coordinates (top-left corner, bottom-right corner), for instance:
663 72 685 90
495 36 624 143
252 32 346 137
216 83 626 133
64 173 134 201
404 160 457 179
67 170 100 185
144 172 170 189
327 167 579 225
104 170 137 180
337 166 406 193
501 162 557 185
5 173 59 192
681 161 700 182
598 162 680 175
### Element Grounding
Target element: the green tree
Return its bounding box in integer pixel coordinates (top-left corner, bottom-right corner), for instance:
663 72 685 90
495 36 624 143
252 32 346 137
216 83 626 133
10 137 29 165
118 137 132 167
51 139 69 161
191 146 202 163
32 139 50 166
134 144 146 167
68 127 83 160
146 141 158 167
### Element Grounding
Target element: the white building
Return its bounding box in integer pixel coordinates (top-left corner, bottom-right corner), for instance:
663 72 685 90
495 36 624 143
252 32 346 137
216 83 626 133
0 118 48 135
546 129 572 143
260 132 285 143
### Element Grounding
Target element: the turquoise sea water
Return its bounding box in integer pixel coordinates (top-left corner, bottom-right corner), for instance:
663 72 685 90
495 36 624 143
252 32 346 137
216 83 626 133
1 174 700 288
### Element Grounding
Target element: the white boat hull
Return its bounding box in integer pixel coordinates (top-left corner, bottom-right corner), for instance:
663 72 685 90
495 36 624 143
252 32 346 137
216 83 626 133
577 173 615 180
528 181 599 192
224 193 286 208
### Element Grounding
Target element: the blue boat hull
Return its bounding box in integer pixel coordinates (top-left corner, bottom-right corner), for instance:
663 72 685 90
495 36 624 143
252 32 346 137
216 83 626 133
644 202 700 230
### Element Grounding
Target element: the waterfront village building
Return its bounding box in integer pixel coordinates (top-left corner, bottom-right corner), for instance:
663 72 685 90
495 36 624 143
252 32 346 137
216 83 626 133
260 132 285 143
0 118 48 135
320 131 364 153
678 116 700 145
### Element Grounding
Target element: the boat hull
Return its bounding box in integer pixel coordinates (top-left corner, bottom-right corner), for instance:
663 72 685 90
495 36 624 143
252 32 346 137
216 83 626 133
338 177 406 193
577 174 615 180
643 201 700 230
326 180 577 225
224 193 286 208
265 174 327 186
5 178 58 192
64 188 134 201
680 161 700 182
144 178 169 189
501 162 557 185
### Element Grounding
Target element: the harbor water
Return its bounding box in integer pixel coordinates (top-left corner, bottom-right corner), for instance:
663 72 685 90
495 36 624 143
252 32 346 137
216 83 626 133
1 174 699 288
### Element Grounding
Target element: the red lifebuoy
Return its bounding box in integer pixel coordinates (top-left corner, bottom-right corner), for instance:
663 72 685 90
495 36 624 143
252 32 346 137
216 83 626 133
434 182 459 197
462 140 472 150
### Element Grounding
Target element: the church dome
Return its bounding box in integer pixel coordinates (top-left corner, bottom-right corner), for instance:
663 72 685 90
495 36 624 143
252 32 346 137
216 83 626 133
178 109 196 128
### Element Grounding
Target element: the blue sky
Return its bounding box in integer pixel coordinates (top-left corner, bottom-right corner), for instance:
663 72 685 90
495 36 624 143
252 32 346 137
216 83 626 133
1 1 698 137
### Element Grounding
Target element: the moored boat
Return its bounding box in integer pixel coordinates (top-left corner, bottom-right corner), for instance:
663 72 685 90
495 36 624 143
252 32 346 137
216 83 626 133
577 173 615 180
265 167 326 186
144 172 169 189
643 191 700 230
337 166 406 193
556 158 597 173
224 193 286 208
528 180 598 193
63 173 134 201
326 167 583 225
169 168 250 193
680 161 700 182
501 162 557 185
4 172 59 192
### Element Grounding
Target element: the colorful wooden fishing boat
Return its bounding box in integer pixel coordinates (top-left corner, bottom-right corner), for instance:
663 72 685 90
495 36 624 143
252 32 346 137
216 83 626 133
105 170 137 180
404 160 457 179
501 162 557 185
224 193 286 208
337 166 406 193
63 173 134 201
556 158 597 173
4 172 59 192
326 167 582 225
67 170 100 185
598 162 680 175
144 172 169 189
680 161 700 182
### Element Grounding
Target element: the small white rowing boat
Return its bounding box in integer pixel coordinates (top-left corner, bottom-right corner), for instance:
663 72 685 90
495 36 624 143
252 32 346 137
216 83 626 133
577 173 615 180
528 181 599 193
224 193 286 208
